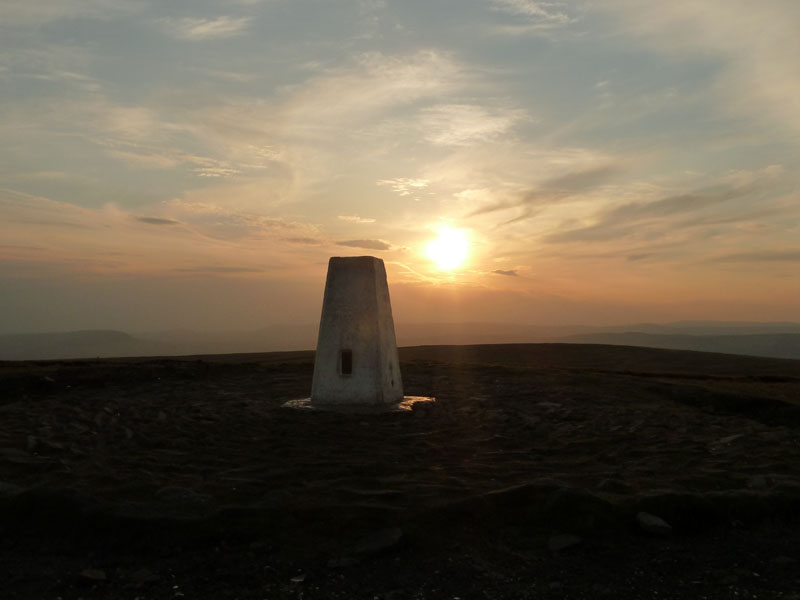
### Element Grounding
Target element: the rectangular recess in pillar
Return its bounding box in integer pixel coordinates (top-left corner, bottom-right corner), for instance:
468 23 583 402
340 349 353 375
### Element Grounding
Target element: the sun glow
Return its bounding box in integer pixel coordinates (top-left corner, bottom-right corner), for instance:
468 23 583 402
426 226 469 270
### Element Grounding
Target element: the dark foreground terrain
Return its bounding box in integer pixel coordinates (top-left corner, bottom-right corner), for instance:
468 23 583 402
1 343 799 599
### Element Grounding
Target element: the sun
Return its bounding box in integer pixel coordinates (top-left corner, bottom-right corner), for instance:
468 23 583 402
426 226 469 270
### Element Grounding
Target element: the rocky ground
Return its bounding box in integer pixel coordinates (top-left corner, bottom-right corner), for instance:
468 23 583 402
0 344 799 599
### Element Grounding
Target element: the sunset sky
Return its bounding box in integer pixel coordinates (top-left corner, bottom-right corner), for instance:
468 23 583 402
2 0 799 334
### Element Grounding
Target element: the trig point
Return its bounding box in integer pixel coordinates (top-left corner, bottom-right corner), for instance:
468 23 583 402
310 256 404 405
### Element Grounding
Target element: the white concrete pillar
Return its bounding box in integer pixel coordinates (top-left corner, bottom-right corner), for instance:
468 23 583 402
311 256 403 405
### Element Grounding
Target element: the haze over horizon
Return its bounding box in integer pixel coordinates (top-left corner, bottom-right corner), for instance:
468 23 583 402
2 1 799 335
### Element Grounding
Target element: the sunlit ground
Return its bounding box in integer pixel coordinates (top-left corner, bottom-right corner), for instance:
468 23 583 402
426 226 469 271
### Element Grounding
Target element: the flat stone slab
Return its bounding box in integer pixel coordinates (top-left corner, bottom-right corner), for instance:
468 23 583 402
636 511 673 536
282 396 435 413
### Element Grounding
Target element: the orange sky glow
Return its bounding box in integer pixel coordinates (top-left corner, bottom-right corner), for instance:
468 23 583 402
1 1 798 334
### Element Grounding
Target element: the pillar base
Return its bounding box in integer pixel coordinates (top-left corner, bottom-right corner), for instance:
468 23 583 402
282 396 435 414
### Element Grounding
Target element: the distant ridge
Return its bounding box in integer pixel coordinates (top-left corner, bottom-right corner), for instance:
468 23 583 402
590 321 800 335
0 330 169 361
399 343 800 378
560 332 800 360
2 321 800 361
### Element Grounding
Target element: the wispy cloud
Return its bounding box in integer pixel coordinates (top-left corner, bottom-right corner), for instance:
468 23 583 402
175 266 264 273
166 197 319 243
0 189 325 276
284 237 322 245
336 239 391 251
0 43 102 101
98 137 247 178
338 215 376 224
194 163 242 178
598 1 800 133
282 50 465 139
135 216 180 226
468 163 624 218
490 0 581 34
128 49 468 196
544 167 783 245
377 178 429 197
493 269 518 276
491 0 572 22
419 104 528 146
532 165 625 199
0 0 137 26
0 189 95 229
711 250 800 263
159 16 253 40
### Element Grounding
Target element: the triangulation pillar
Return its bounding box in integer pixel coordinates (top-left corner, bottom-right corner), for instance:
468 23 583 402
310 256 403 405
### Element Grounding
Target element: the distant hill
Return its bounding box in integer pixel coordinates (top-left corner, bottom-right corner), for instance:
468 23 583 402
588 321 800 336
399 342 800 377
559 332 800 360
0 330 170 361
3 321 800 361
142 321 800 355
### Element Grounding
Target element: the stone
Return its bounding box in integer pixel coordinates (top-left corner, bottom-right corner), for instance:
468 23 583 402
0 447 43 464
0 481 23 497
311 256 403 405
596 478 633 494
129 568 159 584
716 433 745 445
354 527 404 556
80 568 107 581
543 488 617 532
746 475 769 489
327 556 359 568
154 486 212 506
548 534 582 554
636 511 672 536
537 402 562 410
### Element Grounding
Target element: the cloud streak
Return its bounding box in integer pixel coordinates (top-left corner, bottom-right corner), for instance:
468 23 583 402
135 216 180 225
175 266 264 273
336 239 391 251
338 215 376 224
377 178 429 197
491 0 574 24
711 250 800 263
159 16 253 40
545 167 782 245
468 163 624 219
419 104 528 146
284 237 322 245
0 0 137 26
597 1 800 133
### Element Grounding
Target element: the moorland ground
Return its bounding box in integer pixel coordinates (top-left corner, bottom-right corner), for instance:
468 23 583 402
1 344 799 599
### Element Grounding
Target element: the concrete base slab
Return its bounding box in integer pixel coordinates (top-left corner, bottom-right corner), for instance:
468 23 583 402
282 396 435 414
